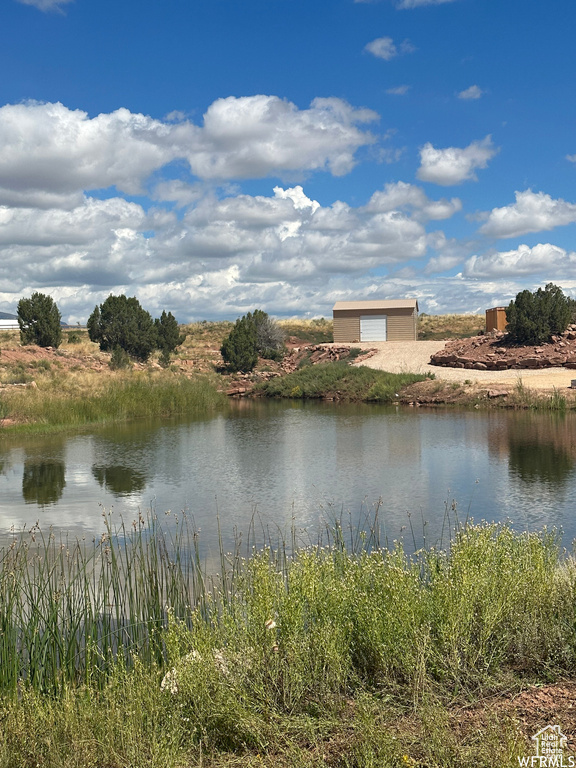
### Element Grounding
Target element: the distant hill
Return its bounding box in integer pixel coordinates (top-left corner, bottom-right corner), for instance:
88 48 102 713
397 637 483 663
0 311 17 320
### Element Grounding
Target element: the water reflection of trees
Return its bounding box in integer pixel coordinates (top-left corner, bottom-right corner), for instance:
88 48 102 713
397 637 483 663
90 422 156 499
22 461 66 506
506 414 576 486
92 465 147 497
20 434 67 506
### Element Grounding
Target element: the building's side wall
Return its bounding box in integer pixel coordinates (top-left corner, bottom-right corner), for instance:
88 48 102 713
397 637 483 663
333 307 417 342
386 308 417 341
333 313 361 342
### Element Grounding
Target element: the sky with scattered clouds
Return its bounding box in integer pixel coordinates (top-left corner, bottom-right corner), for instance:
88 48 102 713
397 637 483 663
2 0 576 322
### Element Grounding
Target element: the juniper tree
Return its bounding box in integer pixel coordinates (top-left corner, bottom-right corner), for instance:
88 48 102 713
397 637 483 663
505 283 575 345
220 310 285 372
87 294 157 363
154 311 186 367
17 292 62 348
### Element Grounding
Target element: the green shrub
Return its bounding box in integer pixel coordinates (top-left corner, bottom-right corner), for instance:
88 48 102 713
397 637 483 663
506 283 575 344
109 346 132 370
221 316 258 372
87 294 158 363
221 310 285 372
17 292 62 348
66 331 82 344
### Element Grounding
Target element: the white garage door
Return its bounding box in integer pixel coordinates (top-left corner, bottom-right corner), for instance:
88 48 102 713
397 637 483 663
360 314 387 341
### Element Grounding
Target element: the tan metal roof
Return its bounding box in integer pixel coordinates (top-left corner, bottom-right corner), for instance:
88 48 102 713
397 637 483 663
332 299 419 311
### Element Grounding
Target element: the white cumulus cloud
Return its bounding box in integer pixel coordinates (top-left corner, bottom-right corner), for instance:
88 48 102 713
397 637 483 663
417 135 498 185
0 183 441 319
458 85 484 100
479 189 576 238
365 181 462 221
187 95 378 179
464 243 576 279
0 102 177 205
364 37 415 60
0 97 378 208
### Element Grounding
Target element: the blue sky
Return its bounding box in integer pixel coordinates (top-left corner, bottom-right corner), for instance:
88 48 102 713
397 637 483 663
2 0 576 323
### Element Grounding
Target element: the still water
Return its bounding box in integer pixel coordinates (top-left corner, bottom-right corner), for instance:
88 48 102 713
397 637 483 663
1 399 575 553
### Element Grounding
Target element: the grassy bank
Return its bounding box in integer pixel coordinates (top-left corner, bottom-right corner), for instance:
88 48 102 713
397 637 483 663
0 371 226 431
258 362 432 402
398 376 576 411
0 517 574 766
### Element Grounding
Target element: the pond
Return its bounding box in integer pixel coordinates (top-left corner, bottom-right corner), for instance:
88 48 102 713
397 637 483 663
1 399 575 555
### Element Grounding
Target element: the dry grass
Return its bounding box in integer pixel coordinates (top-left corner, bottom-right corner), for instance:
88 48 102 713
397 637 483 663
278 317 333 344
178 321 234 372
418 314 485 340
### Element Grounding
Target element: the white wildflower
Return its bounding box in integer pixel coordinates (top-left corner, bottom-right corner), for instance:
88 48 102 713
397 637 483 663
160 669 179 695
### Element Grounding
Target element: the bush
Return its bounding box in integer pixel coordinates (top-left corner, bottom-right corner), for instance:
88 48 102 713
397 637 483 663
109 346 132 370
506 283 576 344
221 310 285 372
66 331 82 344
254 310 285 358
17 292 62 348
87 295 158 363
221 315 258 372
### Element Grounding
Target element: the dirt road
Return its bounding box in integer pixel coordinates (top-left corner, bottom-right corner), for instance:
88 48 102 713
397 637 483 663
352 341 576 391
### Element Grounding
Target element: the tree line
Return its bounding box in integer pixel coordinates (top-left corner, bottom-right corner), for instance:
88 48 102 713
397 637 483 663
16 292 185 367
15 292 285 372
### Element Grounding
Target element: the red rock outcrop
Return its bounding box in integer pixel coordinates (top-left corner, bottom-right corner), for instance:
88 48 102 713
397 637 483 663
430 326 576 370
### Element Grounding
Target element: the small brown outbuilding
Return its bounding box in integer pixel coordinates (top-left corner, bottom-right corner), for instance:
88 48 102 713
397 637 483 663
332 299 419 342
485 306 507 333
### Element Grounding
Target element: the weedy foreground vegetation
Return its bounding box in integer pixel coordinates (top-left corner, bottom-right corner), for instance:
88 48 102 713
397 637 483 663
0 516 573 767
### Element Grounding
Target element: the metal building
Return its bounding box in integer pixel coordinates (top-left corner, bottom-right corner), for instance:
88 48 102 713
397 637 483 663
0 312 19 330
332 300 419 342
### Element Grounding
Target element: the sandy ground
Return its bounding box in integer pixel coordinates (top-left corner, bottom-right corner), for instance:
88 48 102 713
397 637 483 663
350 340 576 391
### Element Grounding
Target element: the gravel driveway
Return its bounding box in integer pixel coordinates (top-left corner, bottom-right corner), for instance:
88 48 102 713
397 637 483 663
348 341 576 391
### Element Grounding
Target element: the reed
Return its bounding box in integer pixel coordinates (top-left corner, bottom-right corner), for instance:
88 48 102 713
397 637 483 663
510 378 569 411
2 371 226 430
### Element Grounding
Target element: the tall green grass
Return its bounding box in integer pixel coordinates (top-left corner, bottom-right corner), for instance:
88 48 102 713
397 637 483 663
0 517 573 699
2 372 226 430
258 362 431 402
0 516 574 765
